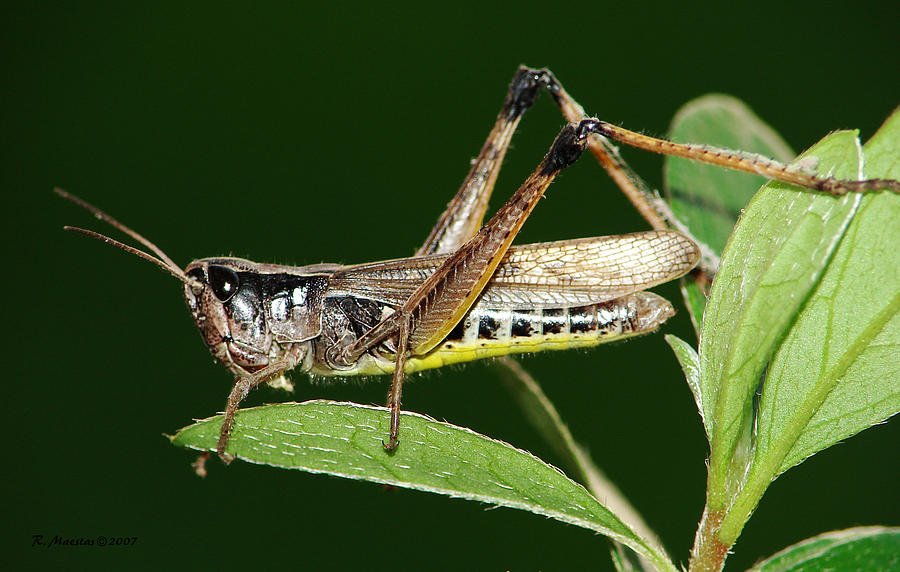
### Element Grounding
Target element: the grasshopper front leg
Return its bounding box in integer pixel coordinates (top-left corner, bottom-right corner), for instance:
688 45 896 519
343 120 607 450
216 348 303 463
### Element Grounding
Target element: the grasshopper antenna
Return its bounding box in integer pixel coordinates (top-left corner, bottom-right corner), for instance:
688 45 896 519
55 188 194 286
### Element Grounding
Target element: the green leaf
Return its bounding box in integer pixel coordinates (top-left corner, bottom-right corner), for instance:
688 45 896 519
665 96 797 332
756 117 900 475
679 278 707 337
171 400 677 572
699 130 865 506
664 334 708 440
749 527 900 572
665 94 795 256
719 111 900 541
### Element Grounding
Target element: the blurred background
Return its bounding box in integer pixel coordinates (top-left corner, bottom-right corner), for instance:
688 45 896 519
6 2 897 570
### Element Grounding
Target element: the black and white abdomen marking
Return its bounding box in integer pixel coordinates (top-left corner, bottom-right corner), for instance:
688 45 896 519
443 291 674 349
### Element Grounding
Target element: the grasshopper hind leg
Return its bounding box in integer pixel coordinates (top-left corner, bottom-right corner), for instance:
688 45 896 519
417 66 563 256
348 67 568 451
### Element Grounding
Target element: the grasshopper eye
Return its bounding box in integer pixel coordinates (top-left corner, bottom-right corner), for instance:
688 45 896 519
207 265 240 302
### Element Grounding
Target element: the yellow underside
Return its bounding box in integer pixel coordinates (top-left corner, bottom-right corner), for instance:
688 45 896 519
317 328 654 377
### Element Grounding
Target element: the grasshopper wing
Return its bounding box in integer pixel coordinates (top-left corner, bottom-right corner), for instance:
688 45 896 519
329 230 699 310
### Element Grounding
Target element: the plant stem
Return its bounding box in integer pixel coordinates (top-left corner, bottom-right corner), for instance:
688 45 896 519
689 506 730 572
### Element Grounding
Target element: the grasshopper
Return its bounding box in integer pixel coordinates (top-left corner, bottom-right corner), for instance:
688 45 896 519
58 67 899 463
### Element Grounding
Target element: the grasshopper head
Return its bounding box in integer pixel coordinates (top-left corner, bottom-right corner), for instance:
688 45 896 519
184 257 287 376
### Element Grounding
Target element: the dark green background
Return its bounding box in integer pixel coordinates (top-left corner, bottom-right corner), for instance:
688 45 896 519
6 3 897 570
